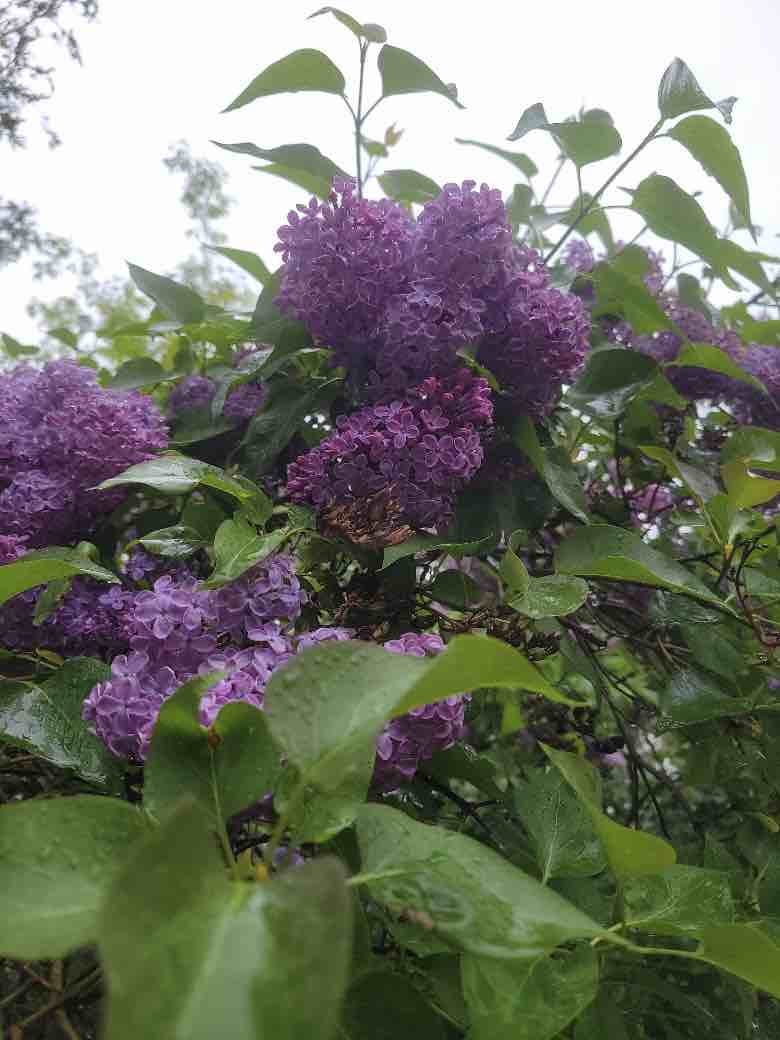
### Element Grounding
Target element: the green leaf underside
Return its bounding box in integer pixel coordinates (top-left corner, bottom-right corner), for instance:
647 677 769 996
0 548 119 607
223 49 346 112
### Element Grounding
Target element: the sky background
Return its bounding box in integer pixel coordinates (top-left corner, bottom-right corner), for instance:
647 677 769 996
2 0 779 339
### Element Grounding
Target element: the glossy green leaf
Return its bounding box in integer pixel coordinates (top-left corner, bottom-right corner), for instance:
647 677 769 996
695 925 780 998
100 801 353 1040
107 357 169 390
722 426 780 469
136 524 206 559
623 865 734 935
242 379 341 473
206 244 272 284
0 659 123 789
0 795 149 958
667 114 750 228
223 49 346 112
555 524 728 609
722 460 780 508
356 804 605 958
566 348 659 418
630 175 735 286
543 745 677 880
214 140 346 184
97 452 261 501
592 260 677 335
0 547 119 607
428 568 484 608
658 57 735 123
455 138 538 177
462 946 599 1040
377 168 441 204
639 445 721 504
127 262 205 324
378 44 463 108
516 769 606 882
204 518 288 588
382 530 497 569
1 331 38 358
541 446 591 523
143 674 281 824
510 574 590 620
500 532 530 593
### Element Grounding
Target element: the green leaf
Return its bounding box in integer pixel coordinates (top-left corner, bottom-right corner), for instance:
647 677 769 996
32 576 71 624
255 162 334 199
356 804 605 957
639 445 721 504
715 239 777 293
566 348 659 418
214 140 346 185
242 379 342 473
541 446 591 523
0 795 149 958
342 972 447 1040
592 260 678 335
455 138 538 177
0 659 124 789
309 7 387 43
695 924 780 998
722 426 780 469
500 531 530 593
100 801 353 1040
429 569 484 609
722 461 780 508
677 272 711 316
507 102 550 141
506 183 534 230
377 168 441 205
550 112 622 168
378 44 463 108
658 57 736 123
204 518 289 588
660 668 751 725
543 745 677 880
462 946 599 1040
667 114 751 228
0 547 119 607
555 524 729 610
381 529 497 570
143 675 281 824
1 331 38 358
106 358 170 390
516 769 606 882
623 865 734 935
264 636 577 833
97 451 261 501
670 341 765 392
136 524 206 559
205 244 272 284
630 175 735 286
223 49 346 112
127 262 206 324
510 575 590 620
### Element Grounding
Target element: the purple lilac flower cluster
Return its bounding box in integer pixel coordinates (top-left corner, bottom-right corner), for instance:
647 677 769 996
82 554 305 760
0 361 168 546
373 632 469 790
278 178 590 534
286 368 493 529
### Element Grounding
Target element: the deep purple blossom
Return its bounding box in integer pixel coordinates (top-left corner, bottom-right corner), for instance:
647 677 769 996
0 360 168 545
286 369 493 530
168 370 267 423
373 632 469 790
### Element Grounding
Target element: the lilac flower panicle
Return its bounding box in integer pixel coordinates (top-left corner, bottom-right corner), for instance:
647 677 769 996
373 632 469 790
0 360 168 546
287 369 492 531
167 374 216 416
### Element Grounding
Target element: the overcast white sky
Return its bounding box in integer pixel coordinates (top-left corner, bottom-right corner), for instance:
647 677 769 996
2 0 779 339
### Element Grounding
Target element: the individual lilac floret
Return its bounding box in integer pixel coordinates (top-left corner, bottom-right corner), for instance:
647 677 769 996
82 651 179 760
373 632 469 791
0 360 168 545
478 275 591 418
286 369 493 531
